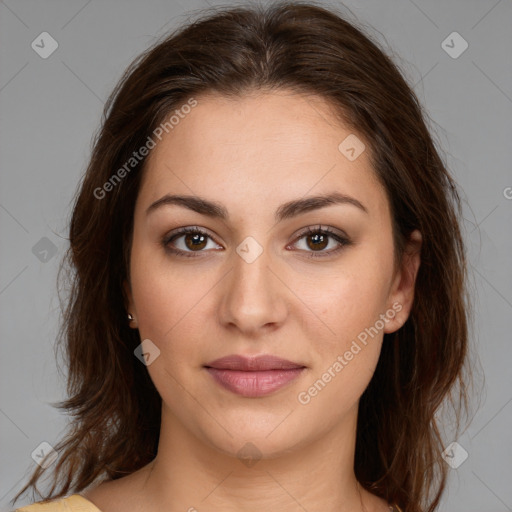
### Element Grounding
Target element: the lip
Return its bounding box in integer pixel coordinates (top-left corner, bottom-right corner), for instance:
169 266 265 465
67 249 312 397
204 354 306 397
205 354 305 371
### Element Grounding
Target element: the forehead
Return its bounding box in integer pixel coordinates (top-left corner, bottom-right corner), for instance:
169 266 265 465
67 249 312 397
137 90 387 221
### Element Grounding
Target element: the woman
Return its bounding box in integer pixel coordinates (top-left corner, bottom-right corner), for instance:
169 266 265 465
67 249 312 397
12 2 471 511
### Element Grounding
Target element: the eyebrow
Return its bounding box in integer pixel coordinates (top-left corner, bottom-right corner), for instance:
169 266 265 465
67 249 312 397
146 191 368 222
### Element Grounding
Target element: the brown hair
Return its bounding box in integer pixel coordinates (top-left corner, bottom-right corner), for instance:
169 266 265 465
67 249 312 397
13 2 472 511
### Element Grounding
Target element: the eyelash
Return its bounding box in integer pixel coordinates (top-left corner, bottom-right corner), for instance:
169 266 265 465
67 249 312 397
162 225 352 259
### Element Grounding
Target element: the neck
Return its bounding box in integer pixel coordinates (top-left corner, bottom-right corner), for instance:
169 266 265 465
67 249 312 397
135 402 375 512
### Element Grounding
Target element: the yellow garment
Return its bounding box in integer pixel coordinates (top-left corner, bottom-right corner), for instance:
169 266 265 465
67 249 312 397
15 493 402 512
15 494 102 512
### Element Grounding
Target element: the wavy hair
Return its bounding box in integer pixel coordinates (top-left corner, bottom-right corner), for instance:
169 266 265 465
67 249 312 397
13 2 472 511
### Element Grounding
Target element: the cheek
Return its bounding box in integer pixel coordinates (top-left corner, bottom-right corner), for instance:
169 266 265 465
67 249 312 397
129 252 208 404
299 259 392 346
129 241 225 378
129 242 194 348
295 274 388 418
295 247 394 408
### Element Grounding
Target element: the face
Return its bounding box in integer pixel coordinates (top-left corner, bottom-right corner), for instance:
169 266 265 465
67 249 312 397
125 90 421 459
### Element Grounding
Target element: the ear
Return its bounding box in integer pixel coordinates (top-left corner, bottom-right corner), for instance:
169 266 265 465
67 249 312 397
384 229 422 333
123 279 138 329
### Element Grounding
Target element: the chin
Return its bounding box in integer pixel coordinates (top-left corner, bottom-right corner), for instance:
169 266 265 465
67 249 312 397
192 412 317 464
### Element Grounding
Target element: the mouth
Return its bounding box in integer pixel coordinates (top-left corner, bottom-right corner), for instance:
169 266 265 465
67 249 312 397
204 354 306 398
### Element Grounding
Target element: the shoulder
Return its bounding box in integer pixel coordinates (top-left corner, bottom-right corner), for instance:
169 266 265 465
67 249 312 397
15 494 103 512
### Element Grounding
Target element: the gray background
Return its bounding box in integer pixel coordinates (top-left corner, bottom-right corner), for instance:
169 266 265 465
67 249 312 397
1 0 511 510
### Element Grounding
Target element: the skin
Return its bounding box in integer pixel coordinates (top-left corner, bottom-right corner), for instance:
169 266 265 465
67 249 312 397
82 89 421 512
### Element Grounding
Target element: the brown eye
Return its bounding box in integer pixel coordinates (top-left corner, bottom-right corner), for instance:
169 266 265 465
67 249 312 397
183 232 208 251
305 232 329 251
163 227 222 258
291 226 352 258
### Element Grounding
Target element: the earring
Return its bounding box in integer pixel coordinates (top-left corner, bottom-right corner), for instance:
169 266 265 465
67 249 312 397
127 313 134 322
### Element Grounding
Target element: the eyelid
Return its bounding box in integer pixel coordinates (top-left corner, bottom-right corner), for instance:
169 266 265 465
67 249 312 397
162 226 223 253
291 224 349 242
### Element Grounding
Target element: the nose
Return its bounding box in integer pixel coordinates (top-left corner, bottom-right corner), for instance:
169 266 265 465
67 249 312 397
218 241 288 336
